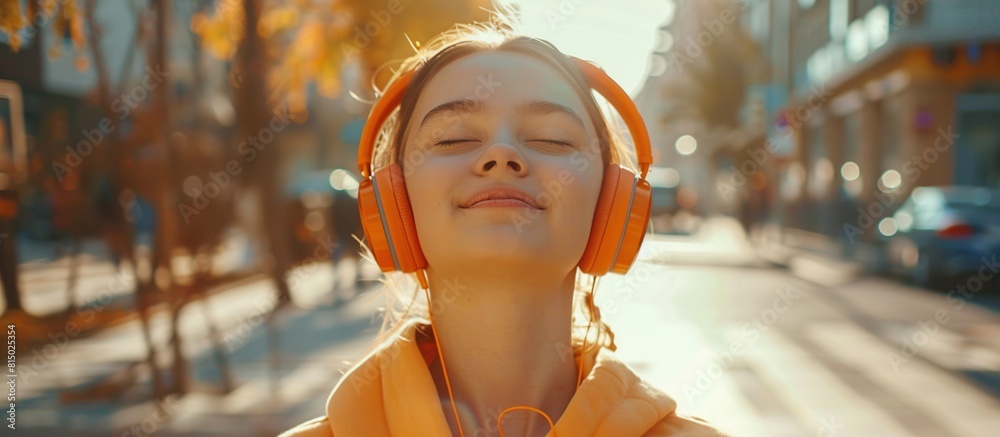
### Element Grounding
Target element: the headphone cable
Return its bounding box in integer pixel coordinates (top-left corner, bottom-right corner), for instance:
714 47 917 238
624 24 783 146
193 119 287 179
421 272 599 437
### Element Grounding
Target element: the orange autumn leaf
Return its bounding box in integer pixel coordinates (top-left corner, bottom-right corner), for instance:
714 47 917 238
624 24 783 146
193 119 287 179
190 0 496 118
190 0 244 60
22 0 54 27
0 0 26 52
69 10 85 50
257 4 299 37
36 0 57 17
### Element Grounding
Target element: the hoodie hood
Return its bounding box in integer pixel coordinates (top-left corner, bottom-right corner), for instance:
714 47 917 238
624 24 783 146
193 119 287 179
283 318 726 437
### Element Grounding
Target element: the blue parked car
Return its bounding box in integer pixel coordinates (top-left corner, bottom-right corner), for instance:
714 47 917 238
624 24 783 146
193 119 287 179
880 186 1000 289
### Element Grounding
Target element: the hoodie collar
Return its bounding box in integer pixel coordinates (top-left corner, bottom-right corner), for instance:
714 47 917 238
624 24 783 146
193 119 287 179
325 318 678 437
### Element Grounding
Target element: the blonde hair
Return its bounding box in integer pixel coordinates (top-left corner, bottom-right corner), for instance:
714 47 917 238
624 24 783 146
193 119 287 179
355 19 640 361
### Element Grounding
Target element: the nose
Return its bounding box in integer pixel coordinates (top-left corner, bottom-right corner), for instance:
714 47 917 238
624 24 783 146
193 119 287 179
474 140 528 177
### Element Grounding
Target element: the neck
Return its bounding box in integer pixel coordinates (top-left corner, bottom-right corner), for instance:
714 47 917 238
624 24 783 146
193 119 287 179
422 265 581 437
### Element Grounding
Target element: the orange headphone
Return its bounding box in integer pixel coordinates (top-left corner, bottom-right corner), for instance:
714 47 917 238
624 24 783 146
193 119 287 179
357 57 653 293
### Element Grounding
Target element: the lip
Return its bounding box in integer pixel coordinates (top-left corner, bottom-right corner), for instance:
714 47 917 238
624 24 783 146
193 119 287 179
460 186 543 209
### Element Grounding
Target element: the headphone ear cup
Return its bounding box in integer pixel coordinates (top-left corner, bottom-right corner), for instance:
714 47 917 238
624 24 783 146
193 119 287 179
387 164 427 272
358 174 395 272
356 163 427 274
610 176 651 274
579 166 620 274
578 165 651 275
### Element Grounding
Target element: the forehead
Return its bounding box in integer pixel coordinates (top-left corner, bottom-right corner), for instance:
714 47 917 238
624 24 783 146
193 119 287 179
413 51 585 116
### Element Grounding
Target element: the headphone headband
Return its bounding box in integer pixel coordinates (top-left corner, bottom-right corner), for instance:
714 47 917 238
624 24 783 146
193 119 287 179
357 56 652 179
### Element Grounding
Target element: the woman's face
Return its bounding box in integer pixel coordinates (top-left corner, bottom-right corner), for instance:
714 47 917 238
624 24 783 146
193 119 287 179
400 51 605 276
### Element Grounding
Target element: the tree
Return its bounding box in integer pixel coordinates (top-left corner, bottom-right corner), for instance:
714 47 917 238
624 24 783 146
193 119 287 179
189 0 497 309
660 0 762 128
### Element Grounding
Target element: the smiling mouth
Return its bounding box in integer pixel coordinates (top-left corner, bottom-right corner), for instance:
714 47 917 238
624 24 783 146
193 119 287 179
464 198 540 209
460 186 544 210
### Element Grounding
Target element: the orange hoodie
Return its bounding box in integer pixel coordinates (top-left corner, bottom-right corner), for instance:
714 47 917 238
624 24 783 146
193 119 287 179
281 318 728 437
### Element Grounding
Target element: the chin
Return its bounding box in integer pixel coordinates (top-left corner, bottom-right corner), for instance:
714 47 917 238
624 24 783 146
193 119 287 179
471 230 543 251
432 229 542 255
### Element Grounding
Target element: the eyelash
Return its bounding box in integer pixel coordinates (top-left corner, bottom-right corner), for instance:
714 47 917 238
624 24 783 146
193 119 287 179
433 138 474 146
432 138 577 148
533 138 578 148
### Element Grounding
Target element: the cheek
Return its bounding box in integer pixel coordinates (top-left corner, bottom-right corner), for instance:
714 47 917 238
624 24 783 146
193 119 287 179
540 164 603 238
403 172 444 256
543 166 602 259
546 164 602 214
402 156 462 227
403 168 438 223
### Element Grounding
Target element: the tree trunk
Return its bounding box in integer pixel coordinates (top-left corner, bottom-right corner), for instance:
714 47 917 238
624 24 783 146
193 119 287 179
83 0 167 398
239 0 293 307
147 0 188 397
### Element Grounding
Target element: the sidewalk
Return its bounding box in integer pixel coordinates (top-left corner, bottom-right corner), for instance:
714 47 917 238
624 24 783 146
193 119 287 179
748 221 886 287
641 215 874 273
6 229 262 317
642 216 766 268
15 258 381 436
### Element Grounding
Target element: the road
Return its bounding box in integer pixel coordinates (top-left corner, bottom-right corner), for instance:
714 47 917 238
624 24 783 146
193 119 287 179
12 217 1000 436
607 220 1000 437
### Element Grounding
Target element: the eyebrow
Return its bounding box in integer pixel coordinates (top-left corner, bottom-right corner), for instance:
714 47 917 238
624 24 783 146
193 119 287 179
419 99 486 128
418 99 586 130
514 100 585 129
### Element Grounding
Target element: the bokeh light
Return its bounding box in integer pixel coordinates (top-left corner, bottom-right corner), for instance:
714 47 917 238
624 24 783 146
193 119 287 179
675 135 698 156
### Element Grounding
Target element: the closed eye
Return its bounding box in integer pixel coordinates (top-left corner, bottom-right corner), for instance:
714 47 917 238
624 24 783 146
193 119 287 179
434 138 479 147
433 138 577 147
528 138 577 147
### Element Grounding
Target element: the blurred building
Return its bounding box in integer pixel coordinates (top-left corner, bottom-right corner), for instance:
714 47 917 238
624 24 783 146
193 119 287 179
741 0 1000 240
636 0 768 218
